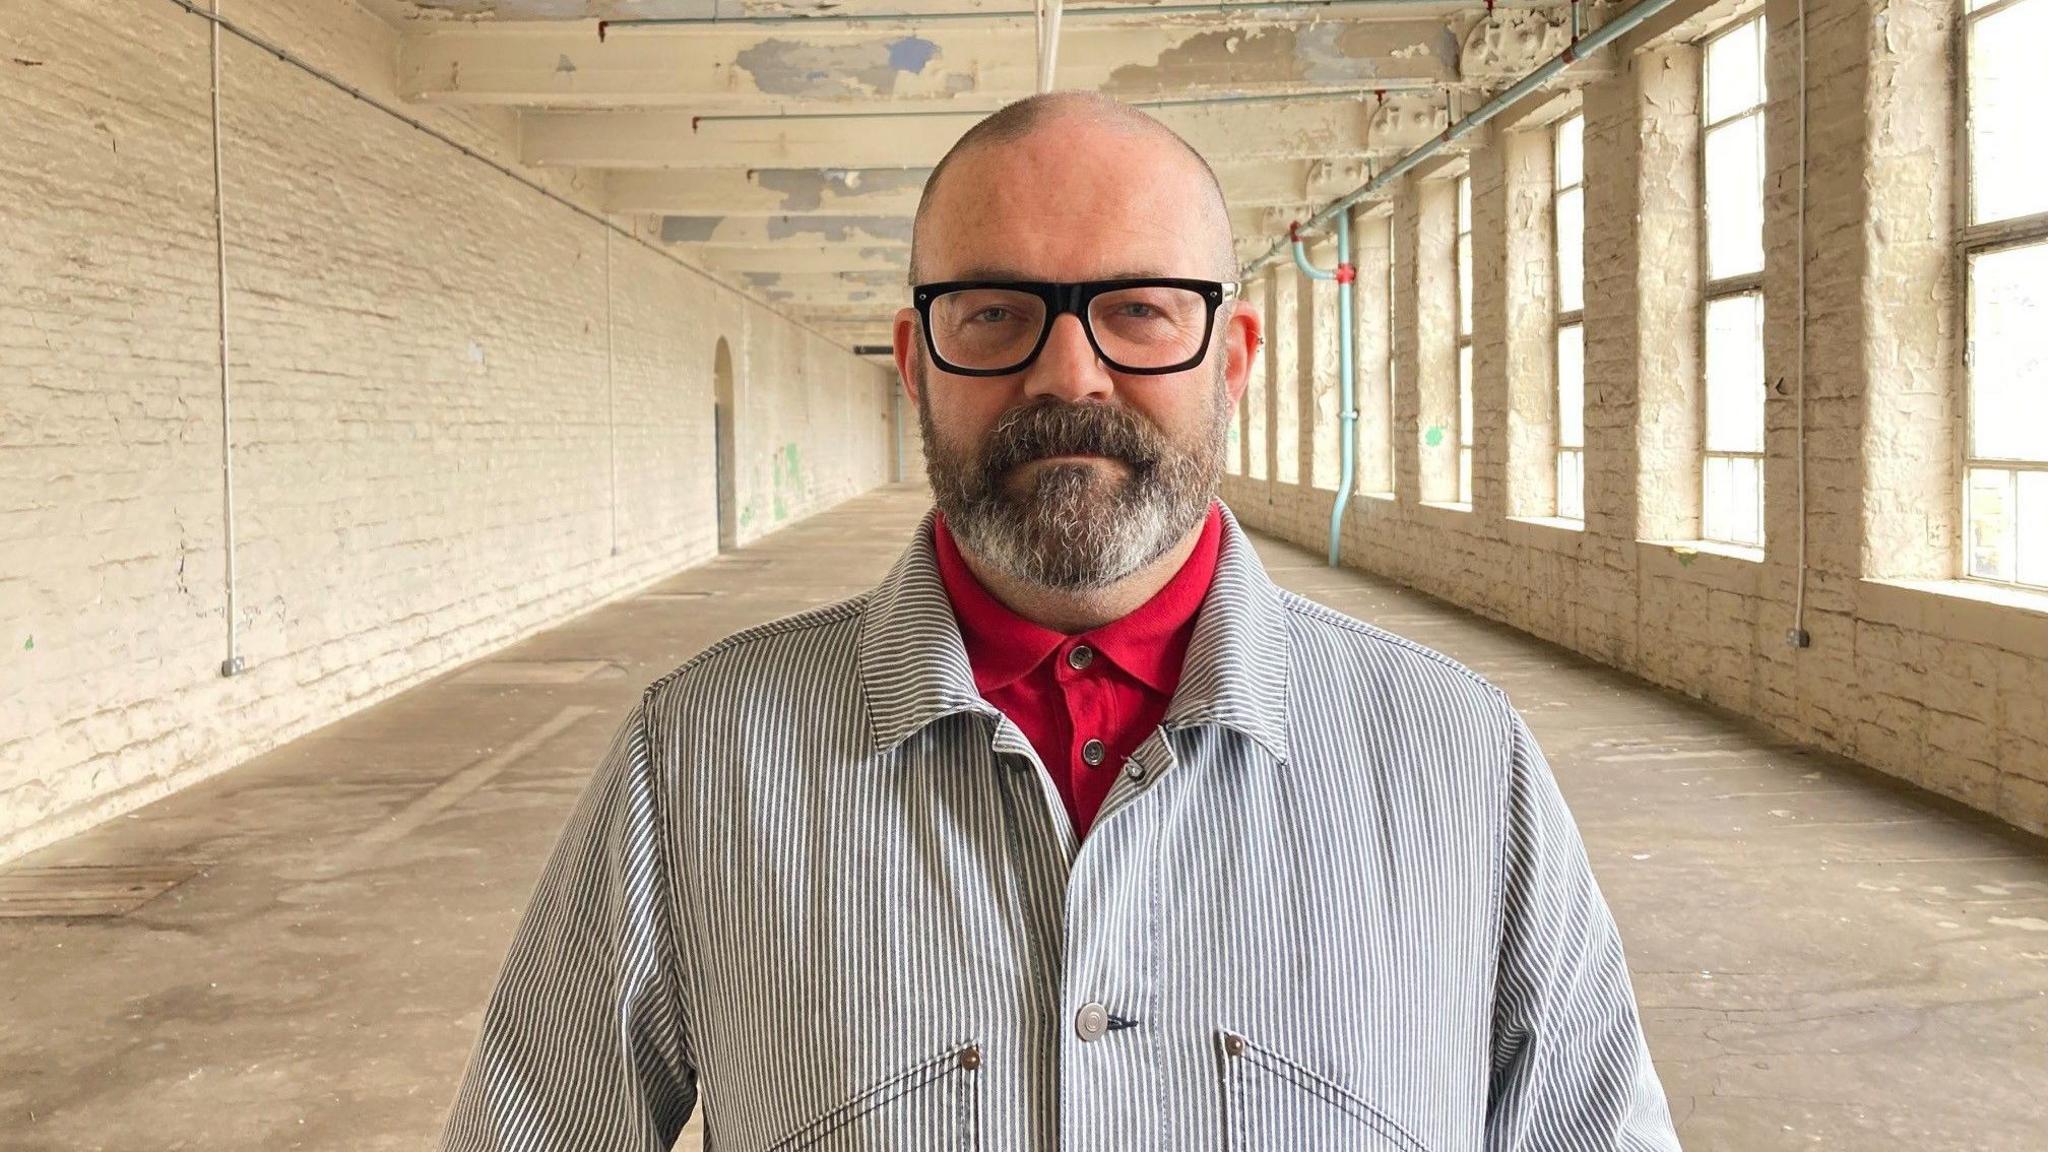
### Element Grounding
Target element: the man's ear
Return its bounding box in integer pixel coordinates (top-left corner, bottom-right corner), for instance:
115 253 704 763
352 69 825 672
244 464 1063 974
893 308 921 407
1221 298 1261 413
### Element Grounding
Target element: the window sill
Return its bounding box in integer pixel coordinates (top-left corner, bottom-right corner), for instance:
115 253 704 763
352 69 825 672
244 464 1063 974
1508 515 1586 534
1419 500 1473 514
1863 577 2048 619
1860 577 2048 659
1643 538 1765 564
1351 489 1397 502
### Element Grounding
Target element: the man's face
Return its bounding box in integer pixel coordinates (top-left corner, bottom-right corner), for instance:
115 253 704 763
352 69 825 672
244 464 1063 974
893 119 1260 592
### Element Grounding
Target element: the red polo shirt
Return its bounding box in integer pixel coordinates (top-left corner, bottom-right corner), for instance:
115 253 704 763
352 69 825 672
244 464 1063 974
932 502 1223 840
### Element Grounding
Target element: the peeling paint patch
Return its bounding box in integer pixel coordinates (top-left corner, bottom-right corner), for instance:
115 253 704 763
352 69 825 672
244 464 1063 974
659 215 725 243
555 53 577 74
885 36 937 74
751 167 929 212
765 215 912 243
736 36 950 99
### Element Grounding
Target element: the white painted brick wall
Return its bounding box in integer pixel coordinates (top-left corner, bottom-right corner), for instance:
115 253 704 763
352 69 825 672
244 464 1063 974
1223 0 2048 838
0 0 897 865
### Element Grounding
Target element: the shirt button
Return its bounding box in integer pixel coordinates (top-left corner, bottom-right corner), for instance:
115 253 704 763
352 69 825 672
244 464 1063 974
1075 1002 1110 1042
1080 738 1106 767
1066 644 1095 671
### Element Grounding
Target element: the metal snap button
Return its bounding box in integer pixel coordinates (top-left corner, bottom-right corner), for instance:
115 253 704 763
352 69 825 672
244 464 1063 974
958 1045 982 1070
1075 1002 1110 1042
1124 759 1144 781
1222 1032 1247 1057
1081 738 1106 767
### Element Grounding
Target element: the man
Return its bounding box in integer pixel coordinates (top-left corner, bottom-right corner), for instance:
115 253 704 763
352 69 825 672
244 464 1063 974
441 92 1681 1151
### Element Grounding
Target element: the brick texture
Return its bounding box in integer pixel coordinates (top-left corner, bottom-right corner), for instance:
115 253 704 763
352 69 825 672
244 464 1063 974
1222 0 2048 838
0 0 896 864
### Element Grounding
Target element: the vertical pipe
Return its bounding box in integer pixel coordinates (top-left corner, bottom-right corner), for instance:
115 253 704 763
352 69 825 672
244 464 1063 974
1291 219 1358 566
605 216 619 556
210 0 242 678
1331 212 1356 566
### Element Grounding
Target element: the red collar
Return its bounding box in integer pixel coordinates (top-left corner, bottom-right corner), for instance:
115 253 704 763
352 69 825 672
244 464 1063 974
933 502 1223 697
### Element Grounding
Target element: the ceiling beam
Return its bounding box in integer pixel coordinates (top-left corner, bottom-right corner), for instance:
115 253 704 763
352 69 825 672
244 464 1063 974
604 157 1371 215
523 96 1379 169
400 18 1460 109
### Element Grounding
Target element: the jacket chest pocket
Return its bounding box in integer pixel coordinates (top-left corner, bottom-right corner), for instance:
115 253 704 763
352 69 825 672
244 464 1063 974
1219 1030 1433 1152
762 1041 983 1152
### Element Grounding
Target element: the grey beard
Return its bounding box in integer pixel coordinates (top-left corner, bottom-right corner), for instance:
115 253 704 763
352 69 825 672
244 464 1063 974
916 369 1228 592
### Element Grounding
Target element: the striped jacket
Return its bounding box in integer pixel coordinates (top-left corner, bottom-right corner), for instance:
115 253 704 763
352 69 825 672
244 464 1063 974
441 503 1681 1152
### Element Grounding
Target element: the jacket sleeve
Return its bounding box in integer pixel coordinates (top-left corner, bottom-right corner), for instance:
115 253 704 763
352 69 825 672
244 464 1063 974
439 698 697 1151
1484 705 1683 1151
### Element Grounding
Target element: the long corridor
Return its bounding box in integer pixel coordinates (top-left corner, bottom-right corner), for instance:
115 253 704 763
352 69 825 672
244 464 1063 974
3 485 2044 1152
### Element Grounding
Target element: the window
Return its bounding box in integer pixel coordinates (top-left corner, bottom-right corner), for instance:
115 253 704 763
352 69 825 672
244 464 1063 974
1699 16 1767 547
1961 0 2048 589
1455 173 1474 505
1554 113 1587 521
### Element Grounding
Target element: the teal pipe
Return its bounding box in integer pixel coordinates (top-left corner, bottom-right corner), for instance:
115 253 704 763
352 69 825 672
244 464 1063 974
1291 214 1356 567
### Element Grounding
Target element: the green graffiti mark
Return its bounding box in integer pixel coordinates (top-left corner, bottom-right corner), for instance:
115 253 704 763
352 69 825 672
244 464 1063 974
1423 425 1446 448
1673 547 1698 568
22 636 31 651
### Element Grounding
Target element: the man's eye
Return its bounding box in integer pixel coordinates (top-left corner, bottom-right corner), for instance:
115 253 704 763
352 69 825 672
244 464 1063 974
971 307 1014 324
1114 303 1164 319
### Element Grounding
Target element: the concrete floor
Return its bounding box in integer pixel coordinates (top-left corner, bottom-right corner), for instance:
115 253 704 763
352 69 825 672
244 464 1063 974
4 483 2045 1152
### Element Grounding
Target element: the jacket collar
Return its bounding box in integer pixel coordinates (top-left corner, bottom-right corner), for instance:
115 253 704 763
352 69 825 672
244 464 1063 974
858 501 1291 766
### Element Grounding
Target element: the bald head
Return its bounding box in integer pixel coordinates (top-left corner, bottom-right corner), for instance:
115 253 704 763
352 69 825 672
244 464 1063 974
907 92 1239 285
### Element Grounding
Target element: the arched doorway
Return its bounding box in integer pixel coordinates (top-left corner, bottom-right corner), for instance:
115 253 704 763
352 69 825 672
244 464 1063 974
712 337 738 552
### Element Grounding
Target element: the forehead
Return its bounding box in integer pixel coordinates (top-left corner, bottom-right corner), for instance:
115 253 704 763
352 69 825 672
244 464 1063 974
916 123 1222 282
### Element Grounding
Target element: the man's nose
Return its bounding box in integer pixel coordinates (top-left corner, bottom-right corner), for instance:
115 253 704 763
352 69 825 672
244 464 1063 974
1020 313 1115 404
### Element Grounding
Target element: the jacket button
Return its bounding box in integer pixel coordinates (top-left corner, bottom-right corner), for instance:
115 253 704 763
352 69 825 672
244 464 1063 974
1223 1032 1247 1057
1080 738 1106 767
1075 1002 1110 1042
958 1045 982 1070
1066 644 1095 670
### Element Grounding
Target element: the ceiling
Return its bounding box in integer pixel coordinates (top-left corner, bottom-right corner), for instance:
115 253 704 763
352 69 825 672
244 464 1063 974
360 0 1599 350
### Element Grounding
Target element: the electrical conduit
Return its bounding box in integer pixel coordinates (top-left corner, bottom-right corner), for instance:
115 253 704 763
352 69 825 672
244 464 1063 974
1291 216 1357 567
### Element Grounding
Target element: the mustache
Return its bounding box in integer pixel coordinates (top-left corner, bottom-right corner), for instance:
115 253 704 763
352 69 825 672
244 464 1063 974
979 402 1163 476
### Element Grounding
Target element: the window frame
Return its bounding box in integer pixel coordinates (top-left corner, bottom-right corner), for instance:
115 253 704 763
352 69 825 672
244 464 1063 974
1697 13 1769 549
1956 0 2048 591
1554 111 1587 523
1455 172 1475 507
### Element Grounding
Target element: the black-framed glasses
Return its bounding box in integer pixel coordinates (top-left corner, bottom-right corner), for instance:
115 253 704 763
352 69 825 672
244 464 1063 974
912 277 1241 377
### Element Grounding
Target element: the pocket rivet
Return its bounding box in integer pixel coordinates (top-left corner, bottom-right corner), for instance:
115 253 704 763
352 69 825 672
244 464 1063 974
959 1045 982 1070
1223 1032 1247 1057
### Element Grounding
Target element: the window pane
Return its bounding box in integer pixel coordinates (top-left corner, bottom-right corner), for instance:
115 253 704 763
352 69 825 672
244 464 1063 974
1458 344 1474 446
1968 467 2016 581
1458 233 1474 336
1457 175 1472 234
1706 114 1766 279
1556 114 1585 189
1731 456 1763 546
1558 450 1585 521
1706 294 1766 453
1703 455 1733 543
1969 239 2048 463
1556 186 1585 314
1557 323 1585 449
1970 0 2048 224
2020 470 2048 587
1460 448 1473 505
1705 18 1764 124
